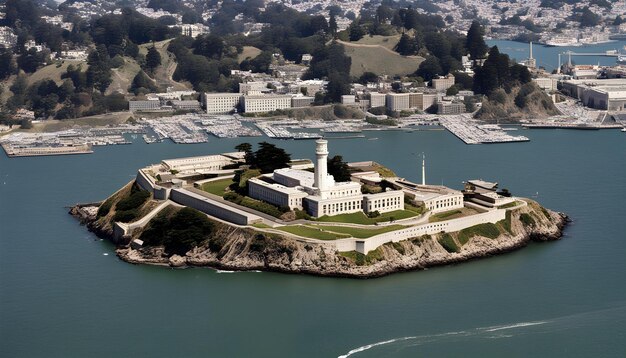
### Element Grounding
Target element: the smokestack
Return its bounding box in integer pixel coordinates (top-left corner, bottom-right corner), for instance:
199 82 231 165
530 41 533 59
314 139 329 190
558 53 561 74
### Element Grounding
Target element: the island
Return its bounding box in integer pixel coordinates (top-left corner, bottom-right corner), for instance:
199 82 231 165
71 140 568 278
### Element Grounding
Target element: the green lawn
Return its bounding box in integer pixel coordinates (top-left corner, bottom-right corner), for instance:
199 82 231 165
429 209 462 222
311 224 406 238
317 209 419 225
276 225 350 240
276 223 406 240
200 178 233 196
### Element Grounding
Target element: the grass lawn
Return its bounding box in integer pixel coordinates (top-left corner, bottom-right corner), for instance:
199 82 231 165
200 178 233 196
429 208 478 223
317 209 418 225
311 224 405 238
251 222 271 229
276 225 350 240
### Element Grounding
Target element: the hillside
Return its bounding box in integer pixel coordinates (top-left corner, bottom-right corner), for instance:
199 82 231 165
336 37 424 77
237 46 262 63
138 39 192 92
474 83 561 122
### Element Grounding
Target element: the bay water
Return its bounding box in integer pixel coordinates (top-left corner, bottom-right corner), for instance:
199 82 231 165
1 126 625 357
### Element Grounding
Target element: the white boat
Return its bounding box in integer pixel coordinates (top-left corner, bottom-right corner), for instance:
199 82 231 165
621 128 626 132
618 55 626 65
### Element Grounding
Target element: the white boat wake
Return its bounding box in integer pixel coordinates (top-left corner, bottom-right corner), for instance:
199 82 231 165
337 321 549 357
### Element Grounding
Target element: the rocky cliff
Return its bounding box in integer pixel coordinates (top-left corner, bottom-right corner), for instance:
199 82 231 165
71 191 568 278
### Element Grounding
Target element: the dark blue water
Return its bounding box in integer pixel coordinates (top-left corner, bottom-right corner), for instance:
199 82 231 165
1 128 625 357
488 39 626 71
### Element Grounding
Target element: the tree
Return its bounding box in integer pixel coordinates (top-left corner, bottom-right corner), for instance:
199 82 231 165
235 142 252 153
16 49 43 73
327 155 351 182
466 21 488 60
348 20 366 41
146 46 161 73
329 15 338 36
416 56 443 81
579 7 600 27
129 70 158 94
395 33 417 56
0 46 15 79
250 142 291 174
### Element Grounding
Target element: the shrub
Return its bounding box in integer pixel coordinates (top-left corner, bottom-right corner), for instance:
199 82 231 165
113 209 138 222
116 185 150 211
97 198 114 217
139 207 214 255
367 210 380 218
458 223 500 245
438 233 459 253
520 213 535 227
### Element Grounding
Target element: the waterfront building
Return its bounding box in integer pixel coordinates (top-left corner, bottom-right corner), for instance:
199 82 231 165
203 93 242 114
409 93 437 111
171 100 201 111
560 79 626 111
242 95 292 113
161 153 245 174
533 77 558 92
437 101 465 115
341 95 356 105
369 92 386 108
129 100 161 112
386 93 410 111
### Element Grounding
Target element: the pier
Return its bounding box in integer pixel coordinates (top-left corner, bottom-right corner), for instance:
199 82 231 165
439 116 530 144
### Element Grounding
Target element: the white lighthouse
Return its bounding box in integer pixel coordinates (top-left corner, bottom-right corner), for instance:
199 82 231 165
314 139 329 189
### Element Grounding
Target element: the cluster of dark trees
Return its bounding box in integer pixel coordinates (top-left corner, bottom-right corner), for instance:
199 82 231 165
303 43 352 103
234 142 291 174
140 207 214 255
473 47 531 95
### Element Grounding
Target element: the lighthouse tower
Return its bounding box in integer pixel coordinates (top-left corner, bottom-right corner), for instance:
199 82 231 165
314 139 329 189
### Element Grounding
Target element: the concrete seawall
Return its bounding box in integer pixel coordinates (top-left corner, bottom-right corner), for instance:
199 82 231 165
330 208 507 253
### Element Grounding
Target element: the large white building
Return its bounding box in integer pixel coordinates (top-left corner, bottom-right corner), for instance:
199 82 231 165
203 93 242 114
242 95 292 113
386 93 410 111
248 140 404 218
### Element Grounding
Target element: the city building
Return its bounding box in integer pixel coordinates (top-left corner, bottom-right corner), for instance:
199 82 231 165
560 79 626 110
409 92 437 111
386 93 410 111
129 100 161 112
171 100 202 111
248 140 404 218
242 95 292 113
431 75 455 92
341 95 356 105
239 82 266 95
161 152 245 174
291 96 314 108
203 93 242 114
369 92 386 108
437 101 465 115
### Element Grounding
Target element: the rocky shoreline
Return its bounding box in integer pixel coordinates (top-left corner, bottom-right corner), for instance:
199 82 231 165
70 198 569 278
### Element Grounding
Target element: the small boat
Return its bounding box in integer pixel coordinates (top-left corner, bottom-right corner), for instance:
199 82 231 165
621 128 626 132
368 137 378 140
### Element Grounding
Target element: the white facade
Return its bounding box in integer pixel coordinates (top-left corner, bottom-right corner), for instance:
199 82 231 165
386 93 410 111
248 140 404 218
242 95 292 113
204 93 242 114
161 154 241 173
248 177 308 210
363 190 404 214
369 92 386 108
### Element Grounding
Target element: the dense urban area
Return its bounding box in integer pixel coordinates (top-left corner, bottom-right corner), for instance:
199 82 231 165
1 0 626 156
